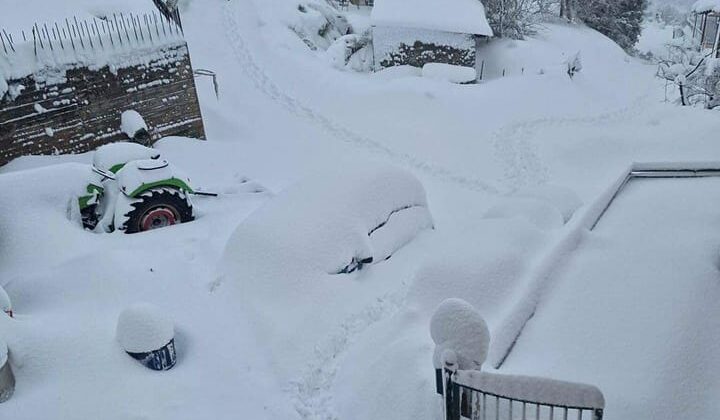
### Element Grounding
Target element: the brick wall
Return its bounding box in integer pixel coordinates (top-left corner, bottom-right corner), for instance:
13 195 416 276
0 43 205 166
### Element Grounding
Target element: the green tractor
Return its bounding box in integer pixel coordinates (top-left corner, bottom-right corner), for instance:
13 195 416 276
78 142 196 233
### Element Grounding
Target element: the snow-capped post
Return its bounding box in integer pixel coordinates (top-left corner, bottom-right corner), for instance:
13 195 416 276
0 337 14 403
117 303 177 371
430 298 489 420
0 286 12 318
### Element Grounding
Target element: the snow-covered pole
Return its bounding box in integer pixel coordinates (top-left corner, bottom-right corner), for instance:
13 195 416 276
441 350 460 420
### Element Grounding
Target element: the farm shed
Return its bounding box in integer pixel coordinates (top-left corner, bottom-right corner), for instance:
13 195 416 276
0 6 205 167
370 0 493 72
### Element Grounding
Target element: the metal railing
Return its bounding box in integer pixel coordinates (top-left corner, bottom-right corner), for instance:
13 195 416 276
437 365 604 420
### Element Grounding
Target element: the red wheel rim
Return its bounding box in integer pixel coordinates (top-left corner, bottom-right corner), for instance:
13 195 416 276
140 207 178 231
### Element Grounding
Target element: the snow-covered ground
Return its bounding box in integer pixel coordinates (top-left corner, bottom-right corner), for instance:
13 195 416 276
1 0 719 419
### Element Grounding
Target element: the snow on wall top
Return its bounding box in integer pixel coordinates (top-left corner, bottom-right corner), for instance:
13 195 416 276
0 9 185 95
0 0 157 34
371 0 493 37
692 0 720 13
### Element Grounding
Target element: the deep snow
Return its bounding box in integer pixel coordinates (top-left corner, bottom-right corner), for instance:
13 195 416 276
0 0 719 419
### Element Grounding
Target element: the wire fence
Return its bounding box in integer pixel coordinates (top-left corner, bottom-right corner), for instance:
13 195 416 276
0 10 184 57
438 367 605 420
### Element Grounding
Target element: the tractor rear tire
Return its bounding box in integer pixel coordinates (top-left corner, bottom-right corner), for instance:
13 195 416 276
121 188 194 234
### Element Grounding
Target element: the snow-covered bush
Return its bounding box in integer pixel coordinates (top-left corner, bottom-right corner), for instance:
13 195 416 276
292 1 353 51
483 0 557 39
576 0 648 52
566 51 582 78
658 45 720 109
324 30 373 72
430 298 490 370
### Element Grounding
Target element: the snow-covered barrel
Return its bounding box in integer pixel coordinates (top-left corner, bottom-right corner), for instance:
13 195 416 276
0 337 14 403
117 303 176 371
0 286 11 318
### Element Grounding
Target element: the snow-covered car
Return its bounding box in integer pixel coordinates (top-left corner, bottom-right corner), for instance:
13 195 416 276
77 142 195 233
222 163 434 276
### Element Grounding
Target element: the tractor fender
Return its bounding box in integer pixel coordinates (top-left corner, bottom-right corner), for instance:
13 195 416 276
115 159 194 199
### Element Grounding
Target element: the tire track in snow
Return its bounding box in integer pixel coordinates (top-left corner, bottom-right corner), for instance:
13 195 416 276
221 4 500 195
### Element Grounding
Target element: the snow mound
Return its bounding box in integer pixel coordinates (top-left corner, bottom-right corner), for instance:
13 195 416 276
116 303 174 353
422 63 477 84
455 370 605 409
406 220 544 325
484 197 565 230
430 298 489 370
515 184 583 223
371 0 493 36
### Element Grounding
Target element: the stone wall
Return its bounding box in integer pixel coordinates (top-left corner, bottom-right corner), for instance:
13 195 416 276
373 26 477 70
0 43 205 166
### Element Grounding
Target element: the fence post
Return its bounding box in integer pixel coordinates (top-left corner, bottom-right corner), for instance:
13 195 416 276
442 352 460 420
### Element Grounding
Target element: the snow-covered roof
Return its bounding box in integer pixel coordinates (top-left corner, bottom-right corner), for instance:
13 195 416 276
371 0 493 37
692 0 720 13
